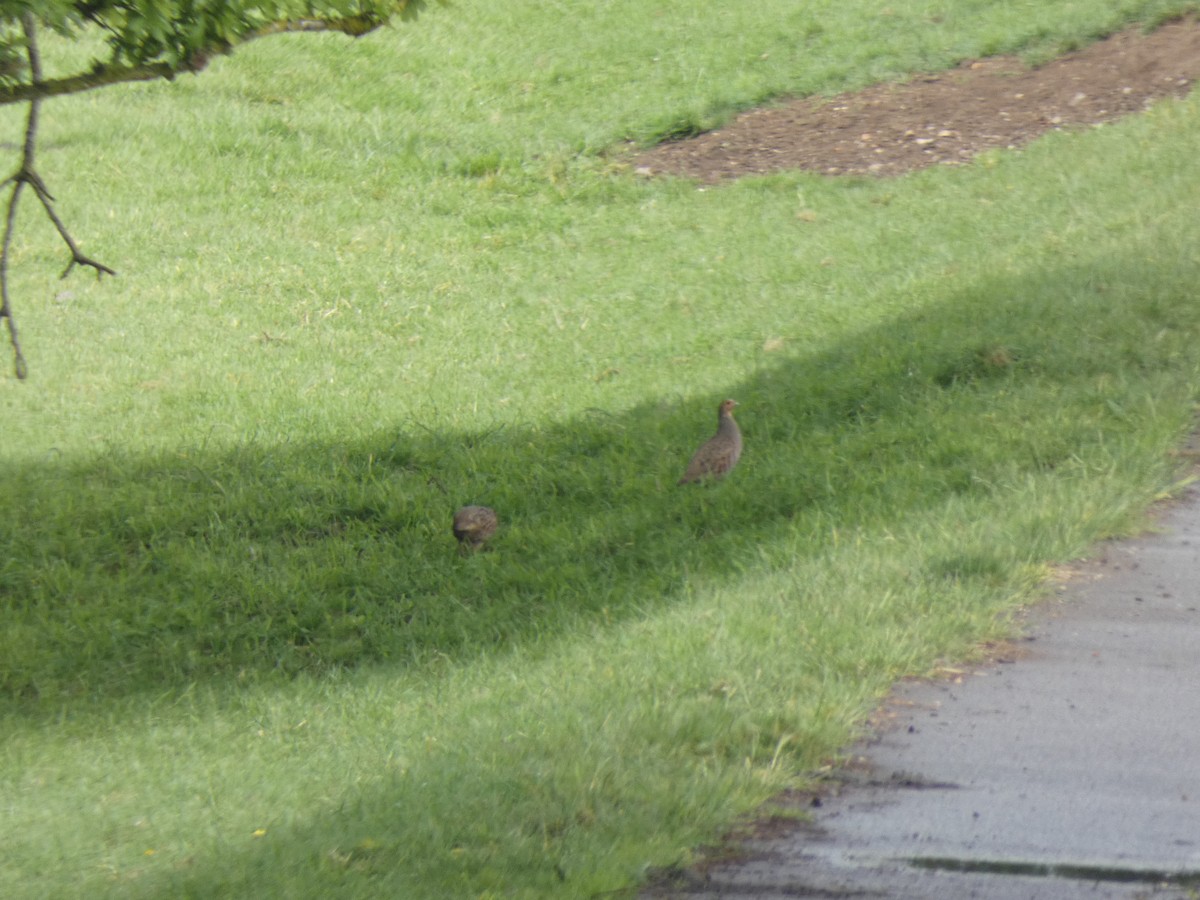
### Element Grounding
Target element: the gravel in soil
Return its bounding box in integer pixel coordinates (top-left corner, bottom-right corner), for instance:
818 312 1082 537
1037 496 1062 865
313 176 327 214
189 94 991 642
633 19 1200 181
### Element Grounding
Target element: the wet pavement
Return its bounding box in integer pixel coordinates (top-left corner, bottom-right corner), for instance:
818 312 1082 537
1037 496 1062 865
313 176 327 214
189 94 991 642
649 489 1200 899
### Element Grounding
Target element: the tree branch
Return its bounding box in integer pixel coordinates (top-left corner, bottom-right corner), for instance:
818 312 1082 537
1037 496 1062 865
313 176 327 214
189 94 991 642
0 4 427 376
0 59 179 106
0 15 389 106
252 14 387 39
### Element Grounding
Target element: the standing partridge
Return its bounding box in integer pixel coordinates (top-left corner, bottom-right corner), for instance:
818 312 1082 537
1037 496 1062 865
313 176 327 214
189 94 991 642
678 399 742 484
453 505 498 552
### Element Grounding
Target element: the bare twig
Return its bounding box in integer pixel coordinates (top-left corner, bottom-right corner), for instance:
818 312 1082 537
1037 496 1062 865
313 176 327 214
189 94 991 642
1 176 28 380
1 14 118 378
0 7 418 376
25 174 118 280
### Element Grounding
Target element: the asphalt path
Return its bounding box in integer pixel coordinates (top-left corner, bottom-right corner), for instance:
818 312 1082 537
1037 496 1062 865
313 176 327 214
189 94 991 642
649 488 1200 899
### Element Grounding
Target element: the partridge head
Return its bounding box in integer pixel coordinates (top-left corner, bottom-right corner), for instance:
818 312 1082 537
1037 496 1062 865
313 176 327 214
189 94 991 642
678 399 742 485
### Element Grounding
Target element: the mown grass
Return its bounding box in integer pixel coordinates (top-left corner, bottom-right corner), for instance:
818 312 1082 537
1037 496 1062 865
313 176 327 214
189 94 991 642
3 0 1200 896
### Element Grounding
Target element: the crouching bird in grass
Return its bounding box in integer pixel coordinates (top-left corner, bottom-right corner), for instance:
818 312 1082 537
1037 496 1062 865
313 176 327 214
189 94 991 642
453 505 498 553
678 399 742 485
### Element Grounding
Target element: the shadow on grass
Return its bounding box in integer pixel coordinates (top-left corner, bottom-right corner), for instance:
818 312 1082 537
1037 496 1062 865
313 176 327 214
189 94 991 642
2 252 1198 714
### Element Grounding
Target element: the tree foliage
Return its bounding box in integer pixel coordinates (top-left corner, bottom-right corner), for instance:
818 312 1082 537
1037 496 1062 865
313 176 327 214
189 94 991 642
0 1 434 378
0 1 431 100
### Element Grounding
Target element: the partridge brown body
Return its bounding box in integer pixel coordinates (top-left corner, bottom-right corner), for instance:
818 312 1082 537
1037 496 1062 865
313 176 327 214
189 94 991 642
453 505 498 551
678 399 742 484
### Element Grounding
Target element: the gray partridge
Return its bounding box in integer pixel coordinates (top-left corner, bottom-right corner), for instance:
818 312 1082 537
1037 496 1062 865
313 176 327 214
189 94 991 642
453 505 498 552
678 399 742 484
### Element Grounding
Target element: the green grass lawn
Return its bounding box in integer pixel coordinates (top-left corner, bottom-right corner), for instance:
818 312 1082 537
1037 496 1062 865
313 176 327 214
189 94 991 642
3 0 1200 896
